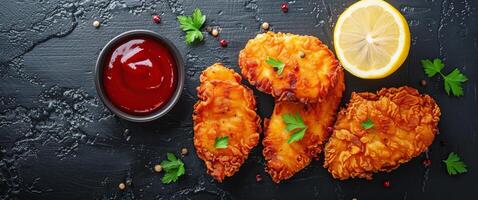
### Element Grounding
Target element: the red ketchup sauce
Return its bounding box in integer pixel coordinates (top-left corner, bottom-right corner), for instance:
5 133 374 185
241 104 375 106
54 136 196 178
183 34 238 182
102 37 177 115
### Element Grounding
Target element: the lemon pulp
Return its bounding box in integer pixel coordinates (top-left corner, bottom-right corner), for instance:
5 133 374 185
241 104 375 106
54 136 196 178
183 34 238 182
334 0 410 79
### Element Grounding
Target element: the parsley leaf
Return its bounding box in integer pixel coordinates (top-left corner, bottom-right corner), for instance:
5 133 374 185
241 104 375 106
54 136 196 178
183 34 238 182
177 8 206 45
421 59 444 77
444 68 468 96
266 57 285 75
191 8 206 28
421 58 468 96
282 113 308 143
185 31 203 45
160 153 185 184
443 152 468 175
162 172 177 184
215 136 229 149
361 119 374 129
177 16 196 31
288 128 307 144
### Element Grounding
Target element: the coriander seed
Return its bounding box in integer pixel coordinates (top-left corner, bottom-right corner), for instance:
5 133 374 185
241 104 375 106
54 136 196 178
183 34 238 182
181 147 188 155
154 164 162 172
261 22 270 30
211 28 219 37
420 79 427 86
93 20 100 28
118 182 126 190
299 51 305 58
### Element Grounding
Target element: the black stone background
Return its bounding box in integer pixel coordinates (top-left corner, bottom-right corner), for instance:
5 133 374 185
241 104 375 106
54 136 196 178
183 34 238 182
0 0 477 199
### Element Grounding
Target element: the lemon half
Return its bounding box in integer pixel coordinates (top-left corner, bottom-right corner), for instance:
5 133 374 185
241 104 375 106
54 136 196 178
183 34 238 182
334 0 410 79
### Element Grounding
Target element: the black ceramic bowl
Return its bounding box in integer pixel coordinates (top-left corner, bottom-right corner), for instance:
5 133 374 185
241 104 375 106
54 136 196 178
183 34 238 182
95 30 185 122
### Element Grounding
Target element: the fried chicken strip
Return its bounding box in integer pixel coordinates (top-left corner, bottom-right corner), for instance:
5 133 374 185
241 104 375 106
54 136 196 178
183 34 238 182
193 63 261 182
239 32 340 103
263 67 345 183
324 86 441 180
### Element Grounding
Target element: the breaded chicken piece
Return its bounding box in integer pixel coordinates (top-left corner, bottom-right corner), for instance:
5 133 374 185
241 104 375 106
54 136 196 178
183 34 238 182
193 63 261 182
324 86 441 180
263 67 345 183
239 32 340 103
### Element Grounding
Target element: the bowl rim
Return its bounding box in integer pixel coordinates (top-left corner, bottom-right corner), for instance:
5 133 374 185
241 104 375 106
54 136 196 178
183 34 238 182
95 29 185 122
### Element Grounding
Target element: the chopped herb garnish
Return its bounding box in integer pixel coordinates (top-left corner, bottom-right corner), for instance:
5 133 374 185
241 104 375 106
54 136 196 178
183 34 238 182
177 8 206 45
421 58 468 96
282 113 308 143
443 152 468 175
361 118 374 129
160 153 185 184
215 136 229 149
266 57 285 75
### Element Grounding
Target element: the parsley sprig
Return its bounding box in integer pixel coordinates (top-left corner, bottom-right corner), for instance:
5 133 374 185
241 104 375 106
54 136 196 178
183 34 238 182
421 58 468 96
443 152 468 175
160 153 185 184
215 136 229 149
282 113 308 144
266 57 285 75
177 8 206 45
361 118 374 130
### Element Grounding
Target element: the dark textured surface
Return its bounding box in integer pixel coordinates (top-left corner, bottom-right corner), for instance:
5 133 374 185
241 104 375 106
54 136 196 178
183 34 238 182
0 0 477 199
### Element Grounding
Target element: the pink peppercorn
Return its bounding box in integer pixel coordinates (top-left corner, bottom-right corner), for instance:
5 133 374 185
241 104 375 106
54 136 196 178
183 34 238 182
255 174 263 182
152 15 161 23
383 180 391 188
220 39 228 47
281 2 289 12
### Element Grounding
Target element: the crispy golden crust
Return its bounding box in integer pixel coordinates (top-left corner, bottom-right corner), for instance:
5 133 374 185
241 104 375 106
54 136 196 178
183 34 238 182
193 63 261 182
324 86 441 180
239 32 340 103
262 67 345 183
